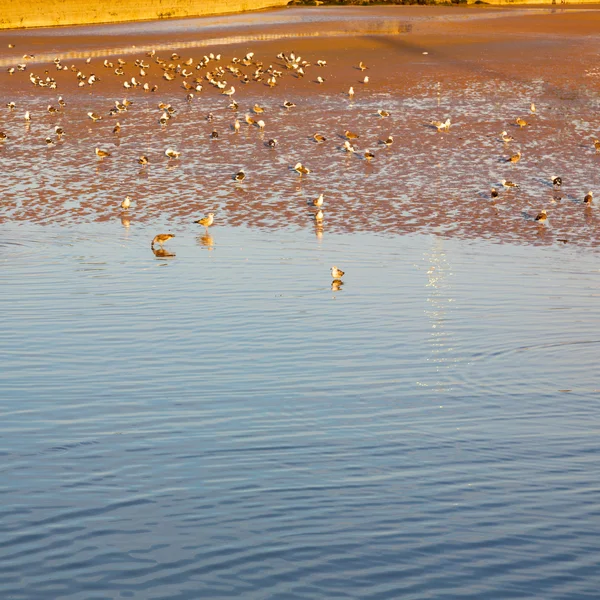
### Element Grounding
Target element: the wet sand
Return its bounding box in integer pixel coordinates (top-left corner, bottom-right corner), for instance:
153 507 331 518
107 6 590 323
1 6 600 246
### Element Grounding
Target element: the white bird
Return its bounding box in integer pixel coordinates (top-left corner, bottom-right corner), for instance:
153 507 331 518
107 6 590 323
165 148 181 159
222 86 235 96
121 196 131 210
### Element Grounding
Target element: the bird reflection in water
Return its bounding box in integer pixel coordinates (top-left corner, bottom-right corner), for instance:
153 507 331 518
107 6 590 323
198 233 214 250
331 279 343 292
152 247 176 259
120 215 131 228
315 223 324 240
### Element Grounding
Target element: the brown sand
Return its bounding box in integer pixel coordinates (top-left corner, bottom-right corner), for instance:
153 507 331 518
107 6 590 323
1 6 600 246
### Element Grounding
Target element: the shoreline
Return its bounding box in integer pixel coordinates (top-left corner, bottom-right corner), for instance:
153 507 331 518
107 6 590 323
1 1 600 31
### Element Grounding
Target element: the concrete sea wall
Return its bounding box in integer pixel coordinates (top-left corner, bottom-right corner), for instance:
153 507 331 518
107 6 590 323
0 0 288 30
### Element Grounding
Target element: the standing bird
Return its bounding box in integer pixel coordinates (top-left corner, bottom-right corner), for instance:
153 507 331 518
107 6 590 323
165 148 181 159
491 188 499 199
24 111 31 122
535 210 547 222
364 150 375 161
234 119 240 133
584 191 593 205
331 266 345 279
113 122 121 135
358 61 367 71
594 139 600 153
507 150 521 163
382 135 394 147
267 138 277 148
551 176 562 187
515 117 528 128
362 76 369 84
501 179 519 189
95 147 111 159
348 86 355 99
138 155 149 166
283 100 296 109
194 212 214 232
151 233 175 248
501 131 514 143
294 162 310 175
87 111 102 122
345 130 359 140
234 169 246 182
54 126 64 140
121 195 131 210
530 102 536 114
309 193 324 207
313 133 326 144
378 109 390 118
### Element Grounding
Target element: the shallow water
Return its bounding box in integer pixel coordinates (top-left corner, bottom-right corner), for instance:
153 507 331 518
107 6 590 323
2 8 600 599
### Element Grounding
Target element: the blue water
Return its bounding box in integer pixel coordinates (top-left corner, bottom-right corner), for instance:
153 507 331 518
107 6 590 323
1 223 599 599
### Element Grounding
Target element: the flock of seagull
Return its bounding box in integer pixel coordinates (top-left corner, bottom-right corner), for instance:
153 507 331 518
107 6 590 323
2 43 599 282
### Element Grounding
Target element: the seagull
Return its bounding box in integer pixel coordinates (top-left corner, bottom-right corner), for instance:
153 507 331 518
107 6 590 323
151 233 175 248
382 135 393 147
348 86 355 98
378 109 390 118
551 176 562 187
362 76 369 84
515 117 528 128
138 155 149 166
584 191 593 205
165 148 181 159
6 102 16 110
222 86 235 96
294 162 310 175
234 169 246 182
313 133 326 144
95 147 111 159
234 119 240 133
113 122 121 135
594 139 600 153
245 114 256 126
121 195 131 210
0 132 7 142
24 111 31 122
45 137 56 147
54 126 64 139
253 104 265 114
343 140 356 153
491 188 499 199
535 209 547 222
358 61 367 71
316 76 324 84
345 130 359 139
309 193 324 207
331 266 345 279
210 130 219 139
507 150 521 163
257 120 265 131
364 149 375 161
283 100 296 109
267 138 278 148
530 102 536 114
501 179 519 188
194 212 214 232
87 111 102 121
501 131 514 143
431 118 451 132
